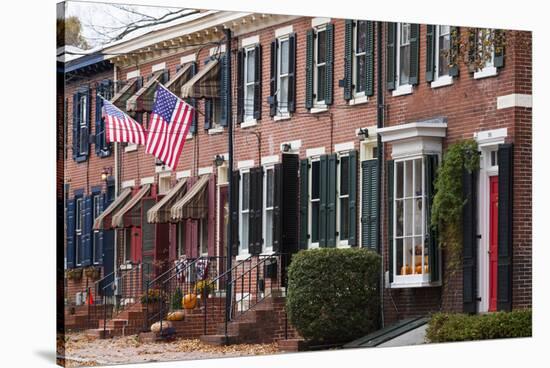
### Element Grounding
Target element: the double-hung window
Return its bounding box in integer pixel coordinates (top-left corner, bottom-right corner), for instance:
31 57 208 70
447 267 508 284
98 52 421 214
338 154 350 245
75 197 83 266
239 170 251 255
277 37 290 114
176 222 185 257
354 21 368 96
243 47 256 121
309 159 321 247
78 95 88 156
397 23 411 87
393 157 429 283
263 166 275 253
430 25 454 88
199 218 208 256
315 28 327 106
92 194 102 264
474 28 498 79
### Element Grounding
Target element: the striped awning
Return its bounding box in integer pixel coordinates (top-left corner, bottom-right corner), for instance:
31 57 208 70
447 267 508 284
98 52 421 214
93 188 132 230
180 59 219 99
110 78 139 111
126 71 163 113
164 63 193 96
147 178 188 224
111 184 151 228
171 175 210 220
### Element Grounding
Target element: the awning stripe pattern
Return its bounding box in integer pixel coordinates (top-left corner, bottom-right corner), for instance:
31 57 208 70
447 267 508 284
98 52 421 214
126 71 163 113
93 188 132 230
147 178 188 224
111 184 151 228
171 175 210 220
164 63 193 96
180 59 219 99
110 78 139 111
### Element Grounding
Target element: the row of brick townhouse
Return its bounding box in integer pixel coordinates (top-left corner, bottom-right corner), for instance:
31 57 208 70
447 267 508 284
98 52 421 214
61 9 531 341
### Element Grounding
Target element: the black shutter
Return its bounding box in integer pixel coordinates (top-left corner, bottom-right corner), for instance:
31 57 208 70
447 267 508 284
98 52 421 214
425 155 440 283
497 143 513 311
237 49 245 123
361 159 378 250
282 154 300 254
409 24 420 85
386 23 397 91
288 33 297 113
348 150 358 246
325 23 334 105
269 39 278 117
95 194 104 264
188 62 198 133
365 21 375 97
326 153 337 247
494 29 505 68
273 163 283 252
204 99 213 130
343 19 354 101
219 56 229 127
305 29 314 109
299 159 309 249
82 87 91 159
449 27 460 77
81 195 93 267
95 83 103 156
319 155 328 246
248 167 263 255
66 199 76 268
426 25 436 82
387 160 394 283
462 168 478 314
72 92 80 161
231 171 240 255
253 44 262 120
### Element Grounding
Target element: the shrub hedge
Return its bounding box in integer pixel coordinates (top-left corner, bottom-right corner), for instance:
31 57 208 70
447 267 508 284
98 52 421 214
426 309 532 343
286 247 381 344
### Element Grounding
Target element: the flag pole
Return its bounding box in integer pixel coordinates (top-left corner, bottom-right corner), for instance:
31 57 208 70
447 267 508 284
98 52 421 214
224 27 233 341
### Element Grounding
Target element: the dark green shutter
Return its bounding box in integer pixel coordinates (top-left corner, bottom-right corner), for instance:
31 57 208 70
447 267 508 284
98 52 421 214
204 99 212 130
248 168 257 254
409 24 420 85
231 171 240 255
319 155 328 246
362 159 379 250
387 160 394 283
248 167 263 255
273 163 283 252
269 39 278 117
237 49 245 123
425 155 439 283
348 150 358 246
305 29 314 109
386 23 397 91
288 33 297 113
326 154 337 247
299 159 309 249
494 29 505 68
219 56 229 127
81 195 93 267
325 23 334 105
365 21 375 96
343 19 354 101
426 25 436 82
449 27 460 77
253 44 262 120
462 168 478 314
66 199 76 268
282 154 300 254
497 143 513 311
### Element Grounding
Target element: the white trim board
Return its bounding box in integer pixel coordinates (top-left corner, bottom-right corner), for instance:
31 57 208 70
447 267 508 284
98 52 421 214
126 70 140 80
198 166 214 175
334 141 355 152
241 35 260 48
209 44 226 56
311 17 330 27
140 176 154 185
496 94 532 110
176 170 191 179
152 62 166 72
275 25 293 38
261 155 279 165
237 160 255 169
180 54 196 64
122 179 135 188
306 147 325 157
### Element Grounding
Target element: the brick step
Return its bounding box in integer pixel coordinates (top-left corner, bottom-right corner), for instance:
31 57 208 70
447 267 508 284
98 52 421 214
199 334 239 346
86 328 113 339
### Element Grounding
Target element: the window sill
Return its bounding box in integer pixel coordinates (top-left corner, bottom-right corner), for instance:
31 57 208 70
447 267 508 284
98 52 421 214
390 280 442 289
124 144 138 153
474 66 498 79
241 119 258 128
74 155 88 163
208 126 224 135
391 84 413 97
186 133 194 140
348 95 369 106
430 75 454 89
273 113 291 122
310 106 328 114
236 253 250 261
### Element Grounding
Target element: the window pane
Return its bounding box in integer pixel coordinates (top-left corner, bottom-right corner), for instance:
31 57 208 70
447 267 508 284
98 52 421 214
396 161 404 199
241 214 249 250
279 76 289 109
125 228 132 262
312 202 320 243
414 198 423 236
266 169 274 208
280 39 289 75
213 98 222 123
414 236 423 274
242 173 250 210
438 27 451 77
177 222 185 256
340 197 349 240
396 199 403 237
246 49 255 82
356 21 367 54
405 198 413 236
399 44 410 85
414 158 422 196
340 156 349 196
311 161 320 200
266 209 273 247
200 218 208 254
404 237 413 275
356 54 366 93
405 160 413 197
317 64 326 100
396 238 403 275
317 30 326 63
245 85 254 117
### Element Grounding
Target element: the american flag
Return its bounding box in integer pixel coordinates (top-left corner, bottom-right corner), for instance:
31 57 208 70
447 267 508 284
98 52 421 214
102 98 146 145
145 84 194 170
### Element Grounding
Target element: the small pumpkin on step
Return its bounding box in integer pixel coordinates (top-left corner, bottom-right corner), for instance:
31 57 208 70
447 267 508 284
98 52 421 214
166 310 185 321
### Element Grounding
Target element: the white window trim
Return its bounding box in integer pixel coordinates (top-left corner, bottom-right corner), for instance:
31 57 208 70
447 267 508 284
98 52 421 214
474 29 498 79
311 17 331 28
241 35 260 48
262 165 275 254
275 25 293 38
313 25 327 107
240 119 258 128
176 170 191 180
208 126 224 135
308 157 320 248
238 169 251 258
237 159 255 169
392 23 414 97
125 143 138 152
274 113 291 121
348 95 369 106
243 46 257 122
337 152 350 247
180 54 196 65
209 44 226 56
306 146 325 157
430 75 454 89
310 106 328 113
126 70 140 80
140 176 154 185
152 62 166 73
335 141 355 153
431 25 454 89
198 166 213 175
186 132 194 140
199 217 209 256
261 155 279 165
158 175 172 195
496 94 532 110
352 20 367 99
276 35 291 115
121 179 135 189
280 139 302 153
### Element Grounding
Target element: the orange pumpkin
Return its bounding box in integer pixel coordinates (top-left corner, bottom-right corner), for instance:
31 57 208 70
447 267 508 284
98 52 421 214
182 293 197 309
415 265 422 274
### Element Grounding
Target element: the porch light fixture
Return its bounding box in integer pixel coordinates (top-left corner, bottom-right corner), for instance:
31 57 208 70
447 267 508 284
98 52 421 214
281 143 292 153
357 127 369 140
100 167 112 182
214 154 225 167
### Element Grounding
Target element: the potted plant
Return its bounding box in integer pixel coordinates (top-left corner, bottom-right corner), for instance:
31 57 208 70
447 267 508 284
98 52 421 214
66 268 82 281
140 288 164 305
84 266 100 280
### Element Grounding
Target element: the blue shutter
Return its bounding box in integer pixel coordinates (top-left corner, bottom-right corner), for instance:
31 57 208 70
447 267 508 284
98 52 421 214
288 33 297 113
299 159 309 250
409 24 420 85
94 194 105 264
386 23 397 91
426 25 436 82
425 155 439 283
95 80 112 157
81 87 91 159
72 92 80 161
319 155 328 246
253 44 262 120
497 143 513 311
66 199 76 268
81 195 93 267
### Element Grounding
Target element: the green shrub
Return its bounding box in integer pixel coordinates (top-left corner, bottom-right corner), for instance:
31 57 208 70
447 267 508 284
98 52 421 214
286 248 381 344
426 309 532 343
171 288 183 310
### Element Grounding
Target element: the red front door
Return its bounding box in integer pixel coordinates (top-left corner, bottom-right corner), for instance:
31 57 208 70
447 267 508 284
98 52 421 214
489 176 499 311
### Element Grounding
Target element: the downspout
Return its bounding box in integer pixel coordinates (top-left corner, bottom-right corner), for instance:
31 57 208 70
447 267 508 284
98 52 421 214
376 21 385 328
113 64 120 283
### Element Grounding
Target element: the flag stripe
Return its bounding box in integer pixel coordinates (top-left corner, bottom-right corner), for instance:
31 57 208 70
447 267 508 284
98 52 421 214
102 98 146 145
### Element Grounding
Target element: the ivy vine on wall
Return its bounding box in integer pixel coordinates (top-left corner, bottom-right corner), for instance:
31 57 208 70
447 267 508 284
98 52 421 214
431 139 479 273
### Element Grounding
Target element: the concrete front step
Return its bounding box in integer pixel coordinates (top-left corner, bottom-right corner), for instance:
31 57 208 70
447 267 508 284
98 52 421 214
86 328 113 339
199 334 239 346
